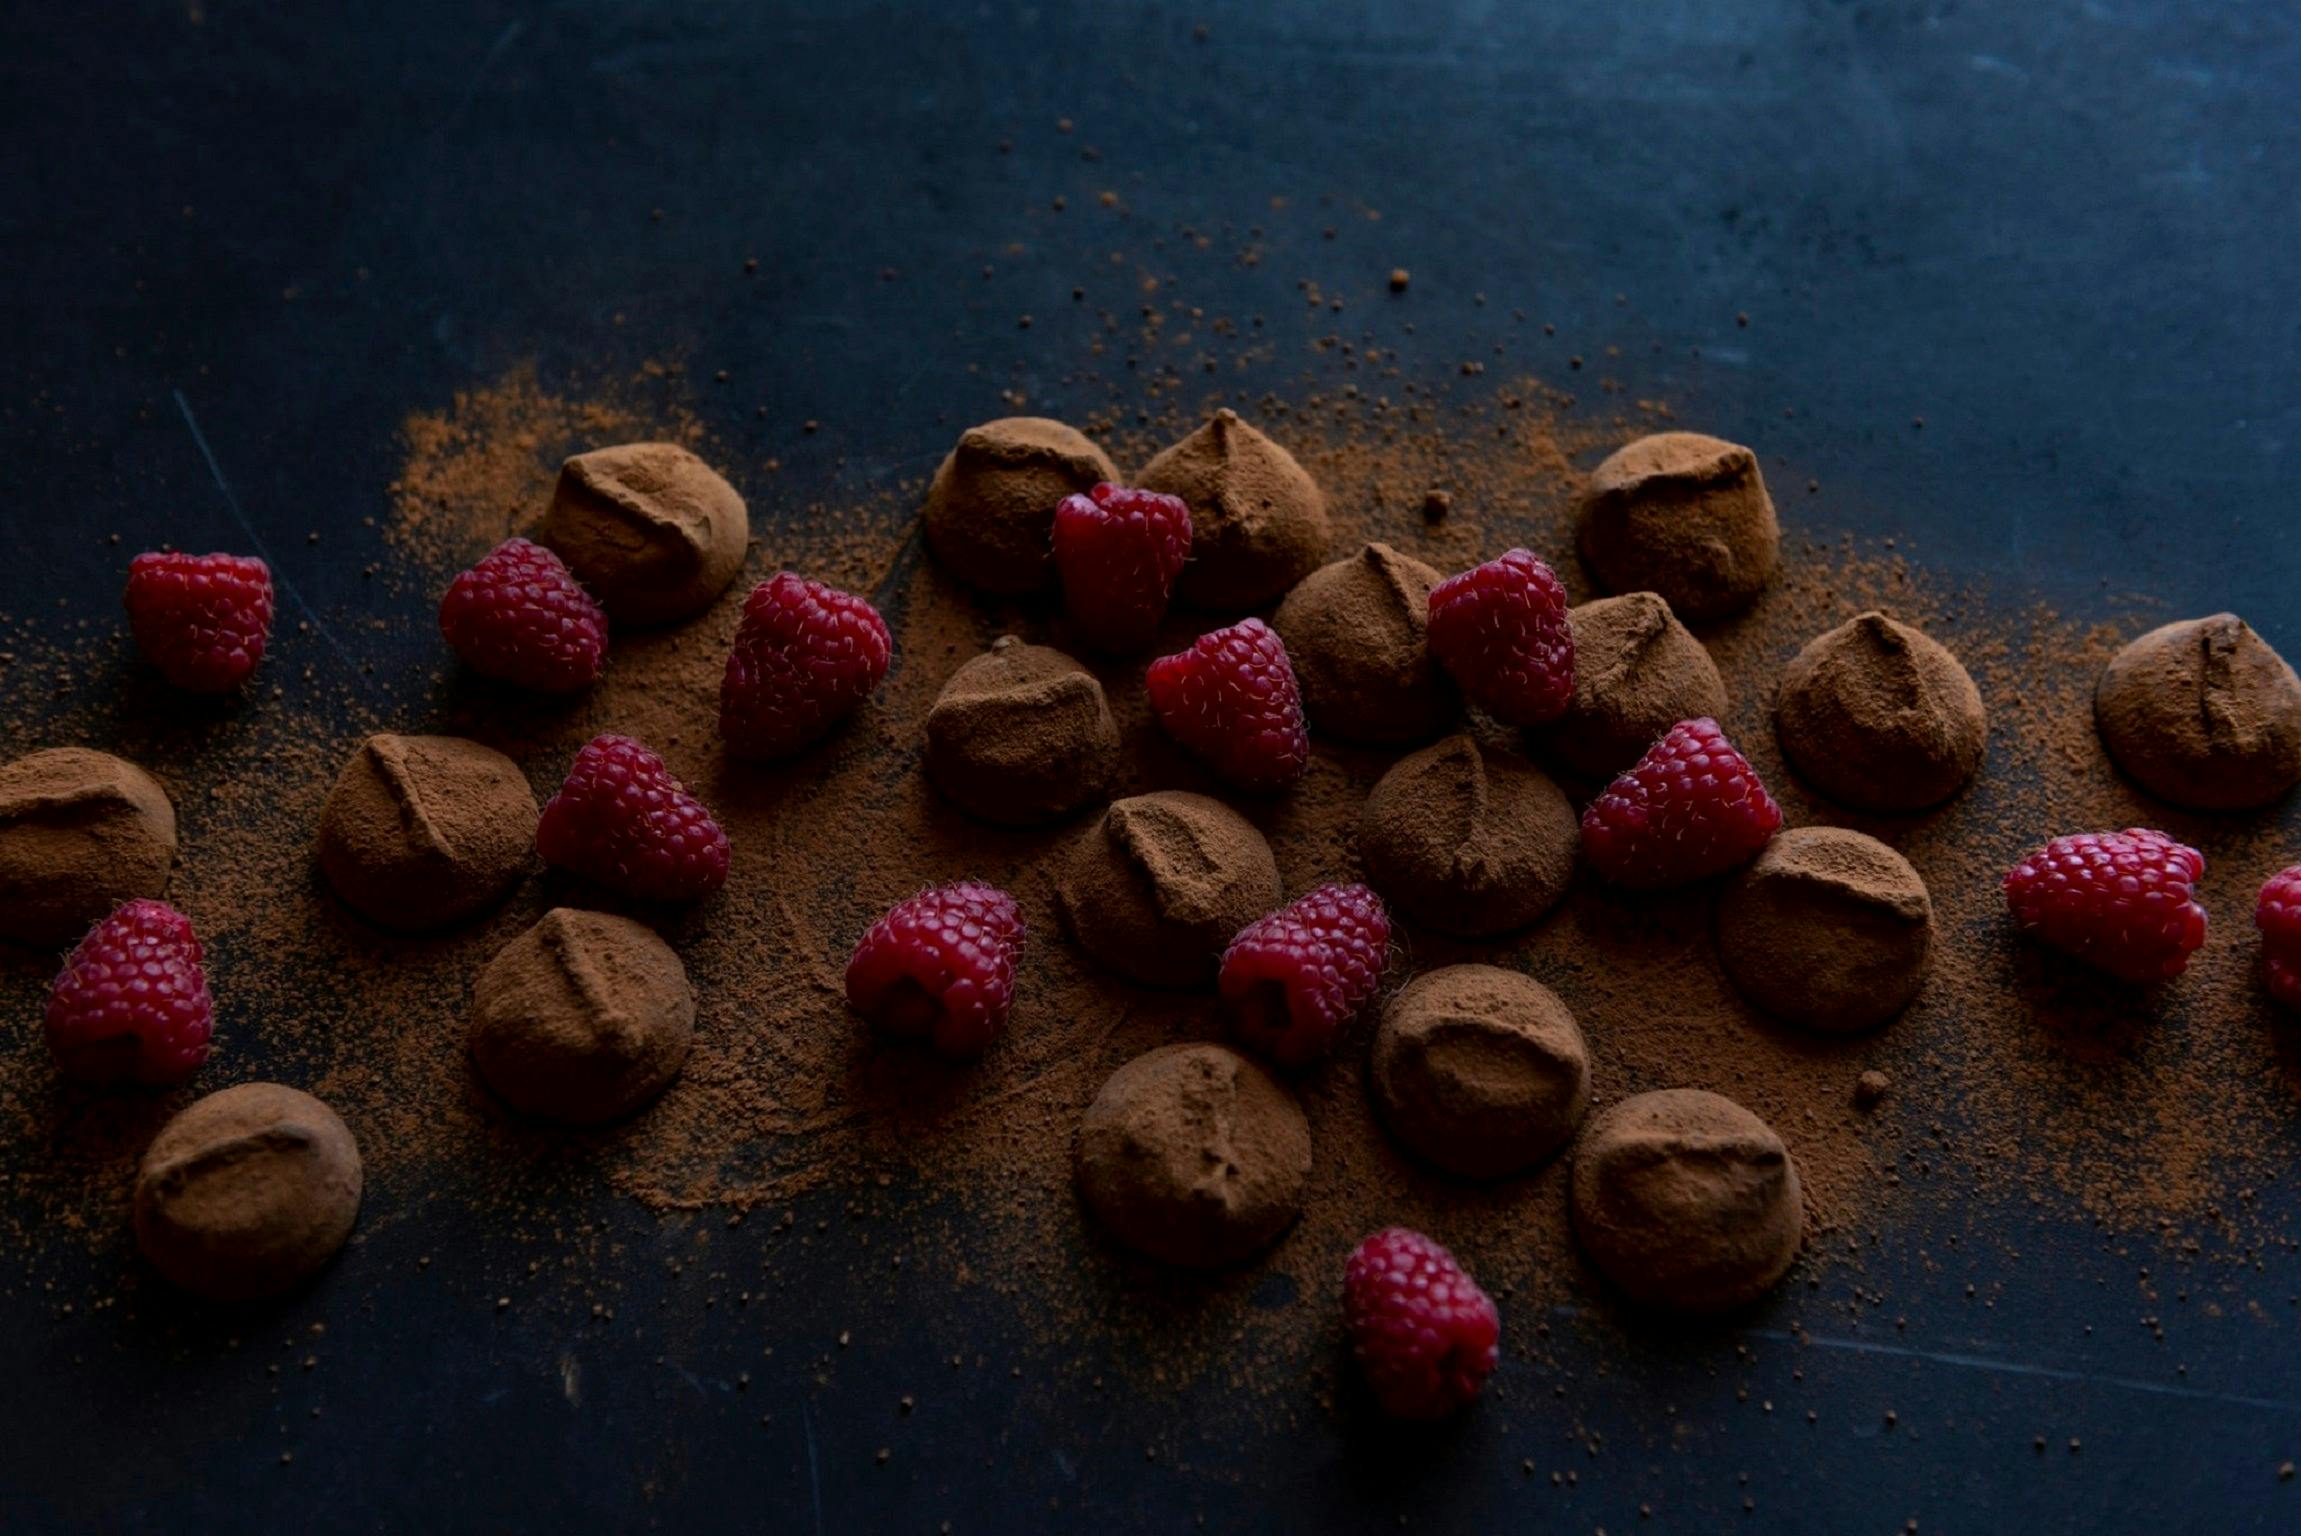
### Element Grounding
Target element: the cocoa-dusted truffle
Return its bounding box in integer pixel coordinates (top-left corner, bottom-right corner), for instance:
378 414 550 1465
538 443 749 625
922 417 1117 595
924 637 1119 826
1358 736 1577 937
469 908 692 1124
1544 592 1727 779
1075 1042 1310 1267
1372 965 1590 1179
1578 432 1779 621
1570 1088 1804 1315
1270 542 1456 744
1776 612 1986 811
0 748 177 949
133 1083 363 1301
1136 409 1330 610
1718 827 1932 1033
1058 792 1280 988
316 734 537 931
2095 614 2301 810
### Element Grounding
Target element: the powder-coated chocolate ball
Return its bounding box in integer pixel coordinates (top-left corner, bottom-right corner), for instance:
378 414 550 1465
2095 614 2301 810
922 417 1118 595
1776 612 1986 811
1542 592 1727 780
133 1083 363 1302
316 734 537 931
1358 735 1577 938
924 637 1119 826
1717 827 1932 1033
539 442 749 625
1136 409 1330 610
469 908 695 1125
1058 792 1281 988
0 747 177 949
1075 1042 1310 1268
1578 432 1779 621
1372 965 1590 1179
1270 542 1456 744
1571 1088 1804 1315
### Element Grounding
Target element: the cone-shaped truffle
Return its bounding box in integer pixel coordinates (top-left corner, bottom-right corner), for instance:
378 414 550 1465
1271 542 1456 744
1358 735 1577 937
922 417 1117 595
1776 612 1986 811
1059 792 1281 988
1137 410 1329 610
1578 432 1778 621
924 637 1119 825
2095 614 2301 810
540 443 749 624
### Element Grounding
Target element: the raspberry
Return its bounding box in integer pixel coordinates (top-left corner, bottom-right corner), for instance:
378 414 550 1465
2258 866 2301 1007
1425 548 1575 726
1580 717 1782 888
2003 828 2207 983
536 735 729 902
719 572 893 759
123 550 274 692
44 899 213 1088
1218 882 1390 1067
1145 618 1310 793
1343 1227 1500 1420
844 881 1024 1058
1051 482 1193 654
438 537 608 692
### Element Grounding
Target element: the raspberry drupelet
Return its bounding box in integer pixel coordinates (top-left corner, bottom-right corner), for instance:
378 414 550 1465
844 881 1024 1059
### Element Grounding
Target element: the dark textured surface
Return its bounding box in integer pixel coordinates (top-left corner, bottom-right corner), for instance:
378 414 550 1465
3 2 2299 1530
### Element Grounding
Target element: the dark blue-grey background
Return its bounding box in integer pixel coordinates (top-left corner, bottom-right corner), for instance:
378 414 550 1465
3 2 2298 1531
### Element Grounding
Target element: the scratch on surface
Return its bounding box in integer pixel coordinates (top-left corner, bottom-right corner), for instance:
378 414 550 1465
801 1395 825 1536
558 1351 582 1408
445 18 526 132
171 389 364 681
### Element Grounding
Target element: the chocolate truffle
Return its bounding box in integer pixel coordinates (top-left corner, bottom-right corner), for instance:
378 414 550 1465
1075 1042 1310 1268
1358 736 1577 938
133 1083 363 1302
1270 542 1456 744
2095 614 2301 810
469 908 694 1125
1578 432 1779 622
1136 409 1330 610
1570 1088 1804 1315
921 417 1118 595
1058 792 1281 988
316 734 537 931
0 748 177 949
1544 592 1727 779
924 637 1119 826
1776 612 1986 811
1372 965 1590 1179
538 442 749 624
1718 827 1932 1033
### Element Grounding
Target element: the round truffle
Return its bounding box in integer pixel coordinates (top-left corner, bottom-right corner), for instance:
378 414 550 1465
2095 614 2301 810
469 908 695 1125
1717 827 1932 1033
538 442 749 625
1372 965 1591 1179
1058 792 1281 988
132 1083 363 1302
921 417 1118 595
924 637 1120 826
0 748 177 949
1776 612 1987 811
1570 1088 1805 1315
1544 593 1728 779
1135 409 1330 610
316 734 537 931
1270 542 1456 744
1358 736 1578 937
1075 1042 1311 1267
1578 432 1779 622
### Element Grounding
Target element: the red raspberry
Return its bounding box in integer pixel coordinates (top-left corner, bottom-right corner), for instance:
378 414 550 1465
536 735 729 902
719 572 893 759
2258 866 2301 1007
1343 1227 1500 1420
1145 618 1310 793
2003 828 2206 983
44 899 213 1088
1425 548 1576 726
1580 717 1782 888
844 881 1024 1058
438 537 608 692
1218 882 1390 1067
123 550 275 692
1051 482 1193 654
